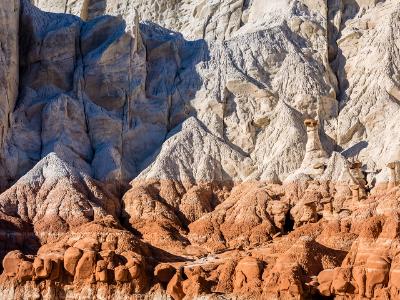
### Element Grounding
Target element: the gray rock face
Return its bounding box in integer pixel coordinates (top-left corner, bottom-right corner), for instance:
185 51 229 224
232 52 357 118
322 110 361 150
7 1 150 185
3 1 215 188
22 0 338 185
23 0 400 187
333 1 400 172
0 0 19 189
138 117 253 183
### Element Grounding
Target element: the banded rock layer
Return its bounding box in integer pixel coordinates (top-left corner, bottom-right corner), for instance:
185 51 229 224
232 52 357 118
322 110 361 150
0 0 399 299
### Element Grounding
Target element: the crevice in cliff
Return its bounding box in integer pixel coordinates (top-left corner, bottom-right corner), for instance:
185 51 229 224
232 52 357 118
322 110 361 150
283 211 294 233
77 22 95 171
239 0 251 28
327 0 360 105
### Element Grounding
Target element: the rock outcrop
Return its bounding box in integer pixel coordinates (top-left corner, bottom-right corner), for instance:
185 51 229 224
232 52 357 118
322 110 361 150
188 182 287 252
6 0 337 188
0 0 19 190
0 153 120 263
0 0 399 299
0 217 150 298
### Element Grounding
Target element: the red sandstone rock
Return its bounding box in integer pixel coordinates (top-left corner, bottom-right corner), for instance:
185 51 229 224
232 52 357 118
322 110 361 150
63 247 82 276
233 256 262 294
114 265 129 283
74 238 100 252
2 250 34 282
2 183 400 299
17 260 34 282
33 257 53 279
317 269 334 296
154 264 176 283
74 251 97 282
48 256 62 281
3 250 24 277
166 272 185 300
95 260 108 282
188 182 287 251
99 250 116 270
182 266 212 297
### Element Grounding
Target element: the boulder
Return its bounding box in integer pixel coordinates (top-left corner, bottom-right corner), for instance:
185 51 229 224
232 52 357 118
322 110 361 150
114 265 129 283
317 269 334 296
48 257 62 280
74 251 97 282
166 272 185 300
64 247 83 276
17 260 34 281
182 266 212 297
331 267 352 294
365 255 390 298
33 257 53 279
233 256 262 293
2 250 25 277
154 264 176 284
95 260 108 283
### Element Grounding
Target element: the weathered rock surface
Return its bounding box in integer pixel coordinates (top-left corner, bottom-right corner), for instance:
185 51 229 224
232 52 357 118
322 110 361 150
188 182 286 252
0 153 120 261
0 0 19 191
1 217 150 298
0 0 400 299
21 0 400 187
6 0 336 187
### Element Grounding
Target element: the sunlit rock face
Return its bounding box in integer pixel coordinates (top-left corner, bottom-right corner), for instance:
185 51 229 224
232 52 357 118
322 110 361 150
0 0 399 299
24 0 337 186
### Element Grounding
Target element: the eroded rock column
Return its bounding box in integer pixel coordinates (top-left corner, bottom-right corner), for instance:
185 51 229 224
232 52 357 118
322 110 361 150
387 161 398 189
349 160 367 199
301 119 328 174
350 184 360 202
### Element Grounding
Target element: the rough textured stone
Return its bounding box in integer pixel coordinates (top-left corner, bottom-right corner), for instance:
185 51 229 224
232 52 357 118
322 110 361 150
63 247 82 276
0 0 400 299
2 251 25 277
114 265 129 283
0 153 121 245
0 0 19 190
95 260 108 283
154 264 176 284
166 272 185 300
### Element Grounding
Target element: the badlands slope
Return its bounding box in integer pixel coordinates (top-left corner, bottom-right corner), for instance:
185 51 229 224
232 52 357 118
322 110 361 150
0 0 400 299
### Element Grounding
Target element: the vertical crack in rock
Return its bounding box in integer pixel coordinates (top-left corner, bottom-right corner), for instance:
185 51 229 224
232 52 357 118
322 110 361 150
327 0 361 105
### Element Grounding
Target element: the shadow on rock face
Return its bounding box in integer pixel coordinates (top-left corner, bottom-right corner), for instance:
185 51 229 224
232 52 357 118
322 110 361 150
8 1 211 190
341 141 368 159
135 21 211 172
0 218 40 272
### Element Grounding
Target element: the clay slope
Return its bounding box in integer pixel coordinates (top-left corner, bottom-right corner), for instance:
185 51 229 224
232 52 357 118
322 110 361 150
334 0 400 172
122 117 252 253
5 0 337 188
0 153 120 262
1 0 400 300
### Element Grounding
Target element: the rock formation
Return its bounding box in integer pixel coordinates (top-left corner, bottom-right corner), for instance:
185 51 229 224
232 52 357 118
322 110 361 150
0 0 399 299
0 0 19 191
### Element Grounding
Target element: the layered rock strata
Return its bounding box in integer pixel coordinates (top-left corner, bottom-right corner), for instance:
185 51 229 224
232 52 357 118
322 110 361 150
0 0 399 299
